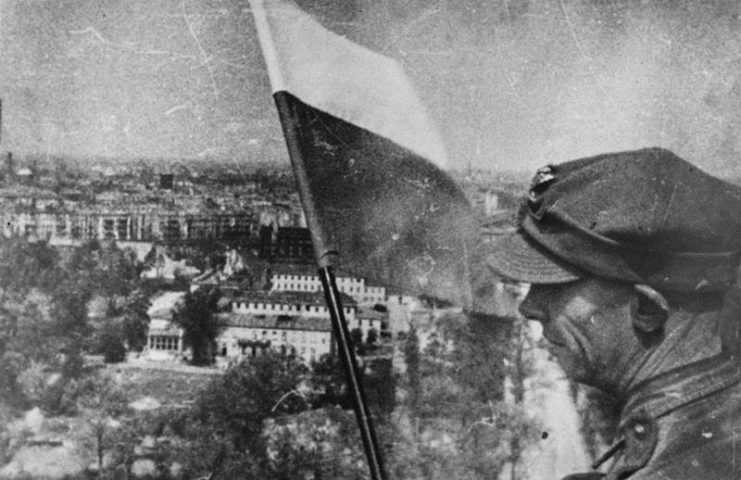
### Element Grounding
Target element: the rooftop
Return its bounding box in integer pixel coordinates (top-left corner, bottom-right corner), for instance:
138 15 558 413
357 306 388 320
233 289 356 307
216 313 331 332
147 291 187 319
269 263 316 277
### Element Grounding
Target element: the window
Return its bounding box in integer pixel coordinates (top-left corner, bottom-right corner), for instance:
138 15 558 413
151 335 178 351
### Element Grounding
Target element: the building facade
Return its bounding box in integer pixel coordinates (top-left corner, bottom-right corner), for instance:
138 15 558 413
215 313 332 364
0 210 255 244
270 268 386 306
144 291 186 361
231 290 357 323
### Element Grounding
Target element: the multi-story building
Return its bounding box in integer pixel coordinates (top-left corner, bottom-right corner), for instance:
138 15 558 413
355 306 386 340
230 290 357 324
259 226 313 261
144 288 364 365
0 208 255 244
269 263 386 306
215 313 332 364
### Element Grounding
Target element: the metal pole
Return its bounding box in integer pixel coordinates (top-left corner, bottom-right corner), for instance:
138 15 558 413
271 90 388 480
319 265 388 480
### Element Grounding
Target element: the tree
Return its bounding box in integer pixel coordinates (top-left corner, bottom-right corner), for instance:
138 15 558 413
362 357 396 419
402 327 421 414
173 352 310 478
191 351 309 453
51 282 92 379
349 327 364 355
98 322 127 363
171 287 220 366
75 372 134 476
121 288 152 351
388 310 540 480
310 354 349 408
0 238 62 302
67 239 142 316
261 407 368 480
0 238 93 410
366 327 379 346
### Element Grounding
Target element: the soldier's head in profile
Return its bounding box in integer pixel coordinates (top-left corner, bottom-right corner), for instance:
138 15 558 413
487 148 741 480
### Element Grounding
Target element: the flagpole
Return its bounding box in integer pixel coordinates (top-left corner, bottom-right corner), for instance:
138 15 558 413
273 91 388 480
251 2 387 476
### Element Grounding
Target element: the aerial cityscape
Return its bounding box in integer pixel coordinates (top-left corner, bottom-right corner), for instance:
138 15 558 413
2 0 740 479
0 148 556 479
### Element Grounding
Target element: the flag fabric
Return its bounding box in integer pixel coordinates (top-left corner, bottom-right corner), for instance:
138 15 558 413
251 0 478 305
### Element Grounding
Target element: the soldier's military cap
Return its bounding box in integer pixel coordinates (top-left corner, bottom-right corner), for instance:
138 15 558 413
488 147 741 293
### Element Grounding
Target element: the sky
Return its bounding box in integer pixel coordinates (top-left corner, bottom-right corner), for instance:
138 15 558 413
2 0 741 176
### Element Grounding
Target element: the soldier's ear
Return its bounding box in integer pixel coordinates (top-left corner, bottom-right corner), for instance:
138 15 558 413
632 284 669 333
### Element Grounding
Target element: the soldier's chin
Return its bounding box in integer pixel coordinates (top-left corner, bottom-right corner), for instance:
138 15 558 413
547 344 590 383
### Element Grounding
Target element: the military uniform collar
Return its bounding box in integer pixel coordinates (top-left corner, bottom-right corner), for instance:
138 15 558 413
592 351 741 479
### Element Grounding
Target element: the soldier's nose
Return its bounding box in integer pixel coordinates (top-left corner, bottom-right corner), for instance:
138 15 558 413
518 285 549 322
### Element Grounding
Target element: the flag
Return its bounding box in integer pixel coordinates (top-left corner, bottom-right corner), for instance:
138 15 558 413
251 0 478 305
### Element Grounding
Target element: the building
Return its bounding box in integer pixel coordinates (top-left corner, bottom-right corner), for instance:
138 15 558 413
259 225 313 262
215 313 332 364
269 264 386 305
355 306 387 340
384 289 421 336
230 290 357 323
0 208 254 244
143 288 360 365
144 291 187 361
140 246 202 281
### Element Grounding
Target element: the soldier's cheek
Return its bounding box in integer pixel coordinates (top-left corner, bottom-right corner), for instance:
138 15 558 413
545 343 591 381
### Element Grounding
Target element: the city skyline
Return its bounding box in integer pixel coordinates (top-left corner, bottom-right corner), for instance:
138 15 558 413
2 0 741 176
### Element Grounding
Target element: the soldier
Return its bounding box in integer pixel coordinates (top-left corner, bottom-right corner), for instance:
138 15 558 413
486 148 741 480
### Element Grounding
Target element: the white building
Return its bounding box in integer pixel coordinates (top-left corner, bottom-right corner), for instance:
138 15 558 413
216 313 332 364
143 288 360 365
384 290 420 335
231 290 357 323
270 267 386 305
354 306 387 340
140 247 202 281
144 291 186 361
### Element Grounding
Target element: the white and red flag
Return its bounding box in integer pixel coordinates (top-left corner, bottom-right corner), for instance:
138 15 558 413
250 0 477 304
